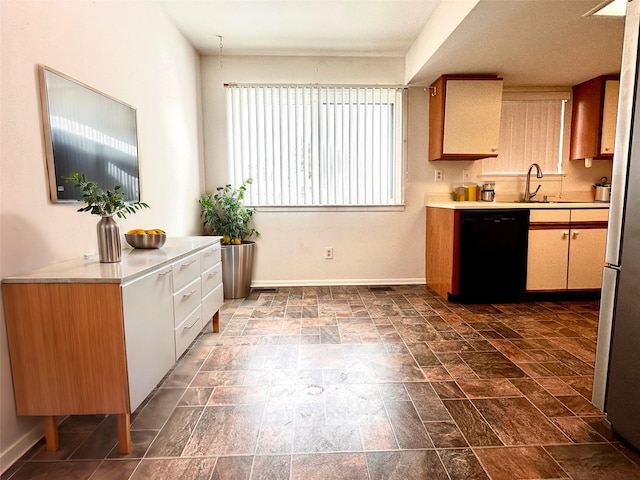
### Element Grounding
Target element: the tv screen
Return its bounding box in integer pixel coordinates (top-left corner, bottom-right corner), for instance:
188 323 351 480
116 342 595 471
39 65 141 203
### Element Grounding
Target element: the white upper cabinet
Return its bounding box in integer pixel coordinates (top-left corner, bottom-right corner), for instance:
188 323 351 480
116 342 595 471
429 75 503 161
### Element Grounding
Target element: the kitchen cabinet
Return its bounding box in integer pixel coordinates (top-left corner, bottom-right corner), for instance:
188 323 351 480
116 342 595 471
527 209 608 291
1 237 223 455
428 74 503 161
570 75 620 160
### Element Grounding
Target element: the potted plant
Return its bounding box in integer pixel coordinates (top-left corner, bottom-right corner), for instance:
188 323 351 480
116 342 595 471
65 172 149 263
199 178 259 298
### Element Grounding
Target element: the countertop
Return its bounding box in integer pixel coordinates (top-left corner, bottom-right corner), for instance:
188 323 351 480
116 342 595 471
2 236 222 284
425 200 610 210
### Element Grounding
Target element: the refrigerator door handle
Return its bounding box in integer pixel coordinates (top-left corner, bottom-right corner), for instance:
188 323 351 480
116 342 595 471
592 266 619 410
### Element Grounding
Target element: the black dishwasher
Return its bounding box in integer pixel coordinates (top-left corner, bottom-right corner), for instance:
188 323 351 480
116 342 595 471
455 209 530 303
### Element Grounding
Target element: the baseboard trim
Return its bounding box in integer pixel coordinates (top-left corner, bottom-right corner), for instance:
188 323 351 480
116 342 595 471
251 278 426 288
0 422 43 474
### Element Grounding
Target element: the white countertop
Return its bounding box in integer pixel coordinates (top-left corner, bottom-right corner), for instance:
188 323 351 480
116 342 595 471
426 200 610 210
2 236 222 284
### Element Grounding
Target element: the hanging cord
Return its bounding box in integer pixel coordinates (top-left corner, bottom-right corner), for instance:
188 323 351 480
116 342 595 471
217 35 224 70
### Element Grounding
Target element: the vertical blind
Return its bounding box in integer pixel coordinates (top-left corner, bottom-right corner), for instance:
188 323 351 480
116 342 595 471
482 99 566 174
226 85 405 206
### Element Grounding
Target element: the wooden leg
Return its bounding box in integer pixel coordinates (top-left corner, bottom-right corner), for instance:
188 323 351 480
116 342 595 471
117 413 131 454
212 310 220 333
43 416 58 451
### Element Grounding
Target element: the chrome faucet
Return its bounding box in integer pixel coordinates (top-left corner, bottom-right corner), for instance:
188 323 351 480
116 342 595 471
523 163 543 202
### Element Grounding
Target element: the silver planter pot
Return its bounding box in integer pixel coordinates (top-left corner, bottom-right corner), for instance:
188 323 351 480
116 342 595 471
221 241 255 299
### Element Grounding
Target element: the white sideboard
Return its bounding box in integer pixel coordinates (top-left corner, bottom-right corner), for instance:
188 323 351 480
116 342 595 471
1 237 223 454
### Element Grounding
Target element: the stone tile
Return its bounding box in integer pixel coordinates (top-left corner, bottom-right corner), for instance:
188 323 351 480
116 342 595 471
130 388 186 430
475 446 568 480
546 443 640 480
424 421 468 447
437 448 490 480
130 458 216 479
290 453 368 480
442 399 502 447
457 378 521 398
5 461 101 479
366 450 449 480
89 459 140 480
145 407 203 457
385 400 434 448
472 397 570 445
182 405 264 456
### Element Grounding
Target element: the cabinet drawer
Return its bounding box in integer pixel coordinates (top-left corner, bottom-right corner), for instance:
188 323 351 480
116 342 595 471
530 209 570 223
571 209 609 222
201 262 222 297
174 305 203 359
202 283 224 322
200 243 222 273
173 277 201 325
172 252 201 291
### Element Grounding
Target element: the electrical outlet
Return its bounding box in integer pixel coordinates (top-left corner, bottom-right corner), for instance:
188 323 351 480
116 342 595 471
324 247 333 259
434 170 443 182
462 169 470 181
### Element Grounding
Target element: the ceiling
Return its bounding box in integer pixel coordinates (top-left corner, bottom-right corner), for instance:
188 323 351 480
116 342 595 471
160 0 625 87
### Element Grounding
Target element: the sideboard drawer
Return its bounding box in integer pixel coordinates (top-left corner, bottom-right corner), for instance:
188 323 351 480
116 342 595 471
200 243 222 273
172 252 201 291
202 283 224 322
173 277 201 325
201 261 222 297
175 305 203 359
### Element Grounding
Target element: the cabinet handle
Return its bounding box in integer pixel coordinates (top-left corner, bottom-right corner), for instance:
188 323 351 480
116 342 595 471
562 231 569 238
185 316 201 329
208 271 219 279
573 231 580 239
181 259 197 268
158 270 172 276
491 147 498 152
182 289 197 298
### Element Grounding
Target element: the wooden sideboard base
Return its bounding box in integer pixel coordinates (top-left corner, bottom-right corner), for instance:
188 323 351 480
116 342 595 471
117 413 131 454
43 416 58 451
212 310 220 333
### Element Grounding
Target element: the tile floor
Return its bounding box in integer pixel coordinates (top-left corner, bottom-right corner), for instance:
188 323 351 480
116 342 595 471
3 285 640 480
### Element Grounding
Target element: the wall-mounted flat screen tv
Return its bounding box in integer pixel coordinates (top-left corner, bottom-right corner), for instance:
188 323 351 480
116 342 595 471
38 64 141 203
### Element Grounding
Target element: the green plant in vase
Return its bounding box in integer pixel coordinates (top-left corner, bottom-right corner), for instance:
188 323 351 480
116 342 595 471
64 172 149 218
64 172 149 263
199 178 259 245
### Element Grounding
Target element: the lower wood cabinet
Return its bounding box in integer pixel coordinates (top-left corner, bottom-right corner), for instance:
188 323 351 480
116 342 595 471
1 237 223 455
527 209 608 292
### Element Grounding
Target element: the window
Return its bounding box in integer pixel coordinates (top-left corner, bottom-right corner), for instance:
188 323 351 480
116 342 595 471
482 95 568 175
226 85 406 207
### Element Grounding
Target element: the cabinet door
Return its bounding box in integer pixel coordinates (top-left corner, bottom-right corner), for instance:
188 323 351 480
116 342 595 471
527 229 569 291
600 79 620 156
122 266 174 411
567 228 607 290
443 79 503 156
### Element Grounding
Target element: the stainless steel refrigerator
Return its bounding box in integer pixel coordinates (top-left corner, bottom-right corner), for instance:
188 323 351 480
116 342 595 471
592 0 640 451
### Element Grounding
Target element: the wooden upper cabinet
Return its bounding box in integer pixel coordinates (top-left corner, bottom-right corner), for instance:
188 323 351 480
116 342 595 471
428 74 504 161
570 75 620 160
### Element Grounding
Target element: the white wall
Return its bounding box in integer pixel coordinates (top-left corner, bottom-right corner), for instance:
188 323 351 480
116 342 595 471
201 56 430 286
0 0 204 471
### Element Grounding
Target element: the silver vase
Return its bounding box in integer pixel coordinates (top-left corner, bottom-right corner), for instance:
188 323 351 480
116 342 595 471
97 216 122 263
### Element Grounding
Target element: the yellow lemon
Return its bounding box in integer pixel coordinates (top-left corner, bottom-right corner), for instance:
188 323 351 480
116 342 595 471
232 237 241 245
127 229 146 235
145 229 158 234
222 235 231 244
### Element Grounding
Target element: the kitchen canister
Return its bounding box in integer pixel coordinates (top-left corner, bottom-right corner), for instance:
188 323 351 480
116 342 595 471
594 176 611 202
